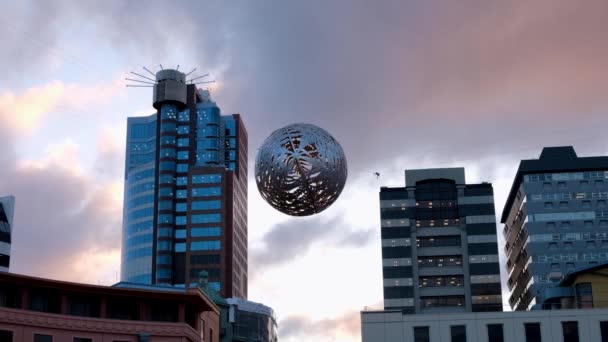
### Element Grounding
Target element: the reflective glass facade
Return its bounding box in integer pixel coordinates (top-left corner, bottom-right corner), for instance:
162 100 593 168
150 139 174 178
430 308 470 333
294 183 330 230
0 196 14 272
121 115 157 283
120 76 248 299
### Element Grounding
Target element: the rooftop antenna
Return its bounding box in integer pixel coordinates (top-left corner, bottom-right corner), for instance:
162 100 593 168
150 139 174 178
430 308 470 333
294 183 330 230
186 68 197 76
159 64 164 70
143 66 156 77
188 73 209 83
176 64 180 71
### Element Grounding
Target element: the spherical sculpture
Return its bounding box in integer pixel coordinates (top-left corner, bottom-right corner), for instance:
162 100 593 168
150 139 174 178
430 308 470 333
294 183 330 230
255 123 348 216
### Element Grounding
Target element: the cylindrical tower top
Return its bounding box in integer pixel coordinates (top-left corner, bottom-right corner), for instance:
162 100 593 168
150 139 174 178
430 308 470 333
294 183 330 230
153 69 187 109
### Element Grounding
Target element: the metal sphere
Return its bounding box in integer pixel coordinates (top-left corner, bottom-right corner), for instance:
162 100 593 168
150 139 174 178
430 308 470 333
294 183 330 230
255 123 348 216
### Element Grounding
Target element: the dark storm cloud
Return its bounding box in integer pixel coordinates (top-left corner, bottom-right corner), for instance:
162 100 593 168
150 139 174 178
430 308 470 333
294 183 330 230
251 216 374 270
5 0 608 168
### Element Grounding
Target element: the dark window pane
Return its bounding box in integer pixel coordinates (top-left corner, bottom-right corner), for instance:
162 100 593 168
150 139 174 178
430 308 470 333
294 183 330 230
487 324 504 342
34 334 53 342
0 330 13 342
450 325 466 342
414 326 430 342
73 339 92 342
600 321 608 342
575 283 593 308
562 321 579 342
525 323 542 342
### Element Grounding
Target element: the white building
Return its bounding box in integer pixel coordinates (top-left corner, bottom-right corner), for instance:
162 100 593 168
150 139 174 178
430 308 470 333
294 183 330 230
361 308 608 342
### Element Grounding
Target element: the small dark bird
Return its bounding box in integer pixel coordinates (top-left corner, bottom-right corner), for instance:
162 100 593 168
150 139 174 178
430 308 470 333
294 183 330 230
374 172 380 179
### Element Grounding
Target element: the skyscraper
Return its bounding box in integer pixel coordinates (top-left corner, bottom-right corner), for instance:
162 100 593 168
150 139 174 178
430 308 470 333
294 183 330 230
502 146 608 310
379 168 502 313
121 69 248 299
0 195 14 272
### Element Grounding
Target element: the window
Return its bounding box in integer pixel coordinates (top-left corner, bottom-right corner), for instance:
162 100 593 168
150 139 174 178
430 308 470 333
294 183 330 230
175 203 187 212
414 326 430 342
73 338 92 342
192 200 221 210
176 190 187 199
420 296 464 308
34 335 53 342
191 214 221 224
562 321 579 342
177 138 189 147
575 283 593 308
450 325 466 342
174 243 186 252
600 321 608 342
192 187 221 197
192 174 222 184
175 229 186 239
419 275 463 287
176 164 188 173
175 216 187 225
544 202 553 208
191 240 221 251
559 201 569 208
418 255 462 267
191 227 221 237
524 323 542 342
176 177 187 186
177 126 189 134
0 330 13 342
487 324 504 342
416 235 461 248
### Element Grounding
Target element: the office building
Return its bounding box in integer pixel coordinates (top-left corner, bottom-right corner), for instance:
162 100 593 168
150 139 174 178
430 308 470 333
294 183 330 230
379 168 502 313
226 297 278 342
0 196 14 272
121 69 248 299
361 307 608 342
502 146 608 310
0 272 220 342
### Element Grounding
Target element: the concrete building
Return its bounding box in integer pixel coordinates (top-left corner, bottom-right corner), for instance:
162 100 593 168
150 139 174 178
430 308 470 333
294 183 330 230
0 195 14 272
0 272 220 342
121 69 248 299
361 307 608 342
502 146 608 310
379 168 502 313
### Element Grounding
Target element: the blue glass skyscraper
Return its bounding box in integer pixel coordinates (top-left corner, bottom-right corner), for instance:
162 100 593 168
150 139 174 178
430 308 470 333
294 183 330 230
0 195 14 272
121 70 248 299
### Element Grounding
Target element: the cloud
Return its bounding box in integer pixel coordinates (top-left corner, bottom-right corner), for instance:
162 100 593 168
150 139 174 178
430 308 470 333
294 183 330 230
1 142 122 283
0 79 122 134
251 216 374 271
280 310 360 341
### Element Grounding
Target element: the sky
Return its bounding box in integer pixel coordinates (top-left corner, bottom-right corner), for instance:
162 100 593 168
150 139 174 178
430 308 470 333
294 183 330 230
1 1 608 341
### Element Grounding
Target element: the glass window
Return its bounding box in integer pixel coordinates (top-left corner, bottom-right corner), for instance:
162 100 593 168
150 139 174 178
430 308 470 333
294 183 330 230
158 228 173 237
414 326 430 342
160 148 175 158
157 241 171 251
158 201 172 211
192 187 221 197
191 240 221 251
420 296 464 308
175 229 186 239
175 216 187 225
418 256 462 267
177 151 189 160
192 200 221 210
417 236 461 247
191 227 221 237
157 268 171 278
159 161 175 171
600 321 608 342
156 255 171 264
159 187 174 197
159 174 174 184
177 138 189 147
74 338 92 342
419 275 463 287
34 334 53 342
175 243 186 252
176 190 187 199
160 122 176 133
209 282 221 291
525 323 542 342
575 283 593 308
450 325 466 342
487 324 504 342
158 214 173 224
177 164 189 173
176 177 188 186
191 214 221 224
562 321 579 342
0 330 13 341
177 126 189 134
192 174 222 184
175 203 187 212
178 110 190 122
